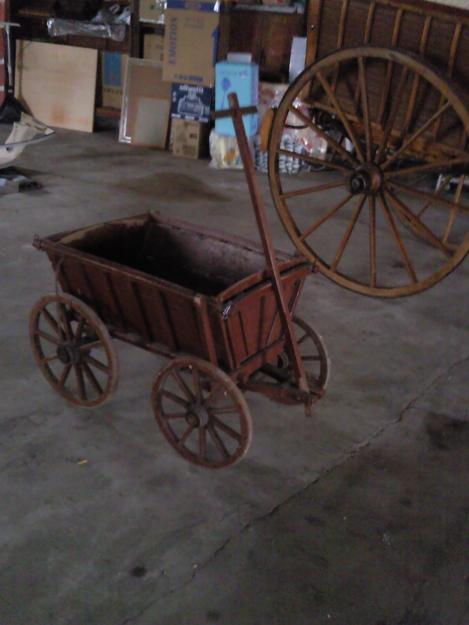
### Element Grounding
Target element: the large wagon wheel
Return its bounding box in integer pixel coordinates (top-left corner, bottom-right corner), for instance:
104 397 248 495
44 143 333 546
151 357 252 469
268 47 469 297
30 294 119 407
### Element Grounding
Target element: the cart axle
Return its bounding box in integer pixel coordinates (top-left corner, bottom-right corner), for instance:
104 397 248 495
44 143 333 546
348 164 382 195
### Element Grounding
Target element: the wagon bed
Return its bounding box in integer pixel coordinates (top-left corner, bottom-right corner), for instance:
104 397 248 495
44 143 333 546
35 212 311 378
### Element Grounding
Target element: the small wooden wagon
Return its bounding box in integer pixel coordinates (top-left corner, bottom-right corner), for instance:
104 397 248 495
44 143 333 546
30 98 329 469
268 0 469 297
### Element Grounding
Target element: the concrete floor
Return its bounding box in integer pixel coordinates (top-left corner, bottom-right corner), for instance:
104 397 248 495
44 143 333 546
1 130 468 625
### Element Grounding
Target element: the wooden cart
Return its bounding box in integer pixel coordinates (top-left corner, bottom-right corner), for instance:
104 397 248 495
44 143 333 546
29 97 329 469
268 0 469 297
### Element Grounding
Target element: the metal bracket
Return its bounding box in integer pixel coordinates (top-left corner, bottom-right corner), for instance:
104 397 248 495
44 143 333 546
222 302 233 320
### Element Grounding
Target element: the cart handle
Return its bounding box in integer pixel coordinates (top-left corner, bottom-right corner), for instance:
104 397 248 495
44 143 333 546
212 105 258 120
225 92 309 395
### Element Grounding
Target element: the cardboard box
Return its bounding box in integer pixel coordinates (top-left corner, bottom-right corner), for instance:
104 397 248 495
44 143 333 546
163 1 220 87
143 33 164 62
215 60 259 136
171 83 213 122
101 51 128 109
171 118 209 159
140 0 165 23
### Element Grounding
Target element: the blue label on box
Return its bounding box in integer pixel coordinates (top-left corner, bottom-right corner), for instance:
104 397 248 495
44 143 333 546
167 0 219 12
171 84 213 122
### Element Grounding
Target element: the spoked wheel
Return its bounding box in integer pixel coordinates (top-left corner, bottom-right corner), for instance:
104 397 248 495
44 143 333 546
152 358 252 469
30 294 119 407
268 47 469 297
253 316 330 407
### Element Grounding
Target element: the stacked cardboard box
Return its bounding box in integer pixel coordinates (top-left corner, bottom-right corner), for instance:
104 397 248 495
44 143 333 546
163 0 218 158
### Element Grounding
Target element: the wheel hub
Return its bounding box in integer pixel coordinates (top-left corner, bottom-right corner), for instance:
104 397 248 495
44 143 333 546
348 164 383 195
57 343 81 365
187 403 210 428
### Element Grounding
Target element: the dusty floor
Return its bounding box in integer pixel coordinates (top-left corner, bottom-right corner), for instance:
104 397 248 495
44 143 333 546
0 130 468 625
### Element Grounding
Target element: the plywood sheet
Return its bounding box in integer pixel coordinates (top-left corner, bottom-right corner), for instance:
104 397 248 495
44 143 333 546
119 58 171 148
15 41 98 133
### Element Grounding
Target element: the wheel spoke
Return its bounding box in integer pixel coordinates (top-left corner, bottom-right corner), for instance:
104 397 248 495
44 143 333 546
379 193 418 283
57 363 72 390
78 339 102 353
376 67 410 163
36 329 61 346
288 105 358 166
443 175 465 243
381 101 451 170
203 381 226 409
74 364 87 401
417 174 452 218
302 355 321 361
74 317 86 342
42 308 60 335
211 404 240 416
316 70 365 162
207 423 230 459
84 354 109 374
385 187 451 256
369 195 377 288
277 148 350 174
384 156 469 179
198 426 207 461
191 367 203 403
163 412 188 421
171 370 195 402
178 425 196 448
161 389 189 408
280 180 345 200
82 362 103 396
357 56 372 161
331 194 366 271
387 180 469 216
58 303 73 341
40 354 59 364
299 193 354 242
211 415 242 443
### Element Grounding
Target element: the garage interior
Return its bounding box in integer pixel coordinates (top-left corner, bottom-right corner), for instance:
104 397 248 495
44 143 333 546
0 1 468 624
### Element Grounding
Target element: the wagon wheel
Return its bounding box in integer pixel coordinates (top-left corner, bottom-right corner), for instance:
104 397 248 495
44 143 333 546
152 357 252 469
30 294 118 407
253 316 330 406
268 47 469 297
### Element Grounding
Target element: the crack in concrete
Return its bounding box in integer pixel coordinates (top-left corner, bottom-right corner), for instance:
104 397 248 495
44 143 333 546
110 354 469 625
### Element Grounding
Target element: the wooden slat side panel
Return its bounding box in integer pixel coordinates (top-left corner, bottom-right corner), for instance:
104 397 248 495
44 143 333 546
161 291 205 358
137 284 178 351
225 270 306 368
314 0 468 86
